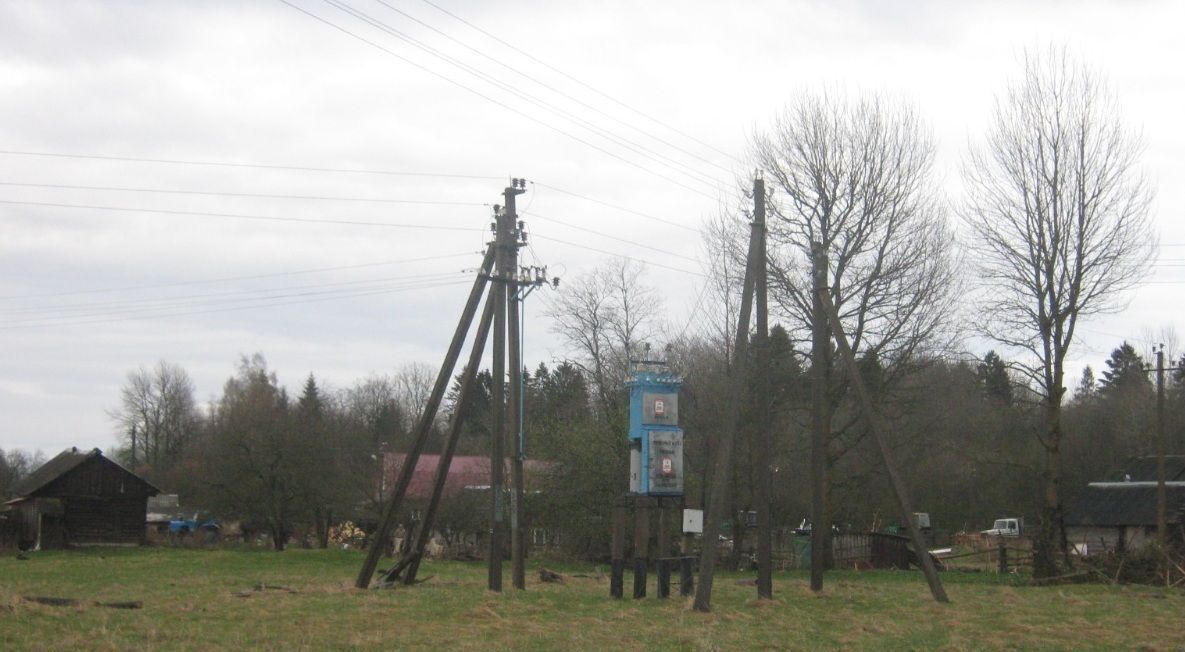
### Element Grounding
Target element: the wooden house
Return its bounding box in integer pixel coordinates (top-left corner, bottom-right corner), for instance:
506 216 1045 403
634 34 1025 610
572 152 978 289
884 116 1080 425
3 447 159 550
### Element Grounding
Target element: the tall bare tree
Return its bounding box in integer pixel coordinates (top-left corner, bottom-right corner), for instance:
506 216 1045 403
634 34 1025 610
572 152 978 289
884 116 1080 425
545 257 661 415
394 362 436 431
110 360 198 474
962 47 1155 576
752 91 958 561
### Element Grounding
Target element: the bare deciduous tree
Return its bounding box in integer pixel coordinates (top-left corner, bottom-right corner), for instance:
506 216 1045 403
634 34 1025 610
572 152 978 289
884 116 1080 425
752 91 958 562
693 209 748 359
545 257 661 414
1 448 47 499
110 360 198 473
755 92 957 364
394 362 436 431
962 47 1155 576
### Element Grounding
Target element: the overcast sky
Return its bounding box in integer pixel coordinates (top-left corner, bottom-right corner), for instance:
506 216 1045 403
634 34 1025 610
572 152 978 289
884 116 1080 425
2 0 1182 455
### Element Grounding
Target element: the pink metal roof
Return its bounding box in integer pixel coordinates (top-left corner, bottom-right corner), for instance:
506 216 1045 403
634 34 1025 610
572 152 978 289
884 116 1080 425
383 453 552 499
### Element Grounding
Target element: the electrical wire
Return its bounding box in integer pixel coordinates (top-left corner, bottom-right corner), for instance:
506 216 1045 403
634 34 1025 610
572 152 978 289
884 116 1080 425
0 199 485 231
2 271 466 318
0 278 470 330
0 181 487 206
0 251 477 301
522 210 698 263
531 233 705 277
0 149 502 180
417 0 741 164
322 0 721 190
677 278 713 341
531 181 697 232
371 0 735 177
275 0 719 201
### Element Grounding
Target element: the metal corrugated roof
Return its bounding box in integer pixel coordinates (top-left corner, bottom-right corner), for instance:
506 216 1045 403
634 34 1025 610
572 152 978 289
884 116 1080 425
1065 484 1185 527
384 453 552 499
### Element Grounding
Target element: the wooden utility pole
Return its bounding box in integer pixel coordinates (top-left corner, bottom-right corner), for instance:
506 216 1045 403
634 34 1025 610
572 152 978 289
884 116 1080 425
752 177 772 600
356 244 496 589
1156 345 1166 548
809 243 828 593
488 199 512 592
816 290 949 603
693 178 761 612
506 181 527 591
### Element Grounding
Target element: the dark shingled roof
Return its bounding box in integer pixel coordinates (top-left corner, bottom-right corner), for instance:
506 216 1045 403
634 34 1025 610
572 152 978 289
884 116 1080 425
9 447 95 497
1065 483 1185 527
9 447 159 498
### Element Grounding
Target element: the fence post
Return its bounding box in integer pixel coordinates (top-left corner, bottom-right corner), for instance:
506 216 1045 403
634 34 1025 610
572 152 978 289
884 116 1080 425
610 502 626 598
680 556 694 596
998 542 1007 574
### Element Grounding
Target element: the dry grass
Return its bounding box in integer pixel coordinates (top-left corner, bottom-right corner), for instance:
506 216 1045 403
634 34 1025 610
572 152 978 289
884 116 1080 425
0 547 1182 650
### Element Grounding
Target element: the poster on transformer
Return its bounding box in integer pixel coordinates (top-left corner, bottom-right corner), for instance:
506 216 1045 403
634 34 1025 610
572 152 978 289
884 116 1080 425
641 392 678 425
647 429 683 495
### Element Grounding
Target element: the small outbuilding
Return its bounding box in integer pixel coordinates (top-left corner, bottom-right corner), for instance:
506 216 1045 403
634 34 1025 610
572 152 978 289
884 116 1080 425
4 447 159 550
1064 456 1185 555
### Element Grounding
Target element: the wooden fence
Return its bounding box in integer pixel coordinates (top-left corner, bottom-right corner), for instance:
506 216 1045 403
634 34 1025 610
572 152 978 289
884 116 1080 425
936 543 1033 574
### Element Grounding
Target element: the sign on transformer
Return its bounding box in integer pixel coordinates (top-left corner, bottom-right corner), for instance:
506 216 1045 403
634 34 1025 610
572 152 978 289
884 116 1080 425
627 363 684 496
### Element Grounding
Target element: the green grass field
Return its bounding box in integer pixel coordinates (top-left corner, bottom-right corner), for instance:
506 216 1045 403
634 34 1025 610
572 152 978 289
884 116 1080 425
1 547 1181 650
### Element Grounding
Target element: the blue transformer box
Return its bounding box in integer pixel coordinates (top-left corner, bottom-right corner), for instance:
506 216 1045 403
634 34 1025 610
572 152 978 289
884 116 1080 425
626 364 683 496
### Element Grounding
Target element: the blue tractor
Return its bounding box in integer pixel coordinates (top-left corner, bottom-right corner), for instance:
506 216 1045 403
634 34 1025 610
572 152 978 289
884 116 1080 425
169 513 221 542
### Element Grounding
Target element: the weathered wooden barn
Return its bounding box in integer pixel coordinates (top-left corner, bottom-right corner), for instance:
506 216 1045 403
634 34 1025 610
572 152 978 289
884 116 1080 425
1064 456 1185 554
3 447 159 550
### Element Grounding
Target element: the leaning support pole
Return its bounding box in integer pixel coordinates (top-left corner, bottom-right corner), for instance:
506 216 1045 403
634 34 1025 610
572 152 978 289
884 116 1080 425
355 244 496 589
816 291 949 603
392 290 496 585
693 193 760 612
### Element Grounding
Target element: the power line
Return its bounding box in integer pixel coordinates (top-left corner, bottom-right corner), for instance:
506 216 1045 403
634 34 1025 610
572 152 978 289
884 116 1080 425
2 271 466 318
326 0 721 190
677 278 713 341
0 181 487 206
0 278 470 330
0 149 502 180
0 199 485 231
275 0 719 201
371 0 735 177
531 233 705 277
523 210 698 263
0 251 477 301
418 0 741 165
532 182 698 232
